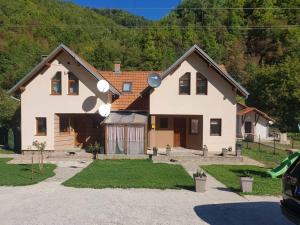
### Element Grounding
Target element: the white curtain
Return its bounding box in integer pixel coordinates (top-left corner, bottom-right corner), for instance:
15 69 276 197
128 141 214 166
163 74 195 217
127 126 144 155
106 125 125 154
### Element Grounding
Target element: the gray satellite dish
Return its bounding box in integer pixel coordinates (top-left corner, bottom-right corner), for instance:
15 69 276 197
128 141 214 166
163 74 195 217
148 73 162 88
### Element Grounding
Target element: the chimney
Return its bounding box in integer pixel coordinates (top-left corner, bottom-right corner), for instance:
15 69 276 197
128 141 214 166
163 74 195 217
113 60 121 73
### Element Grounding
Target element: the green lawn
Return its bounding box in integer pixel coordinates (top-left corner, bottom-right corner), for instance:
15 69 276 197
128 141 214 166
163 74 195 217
63 160 194 190
0 158 56 186
240 141 289 168
202 165 281 195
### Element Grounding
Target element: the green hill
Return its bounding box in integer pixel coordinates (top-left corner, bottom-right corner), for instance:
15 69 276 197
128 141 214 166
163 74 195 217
0 0 299 131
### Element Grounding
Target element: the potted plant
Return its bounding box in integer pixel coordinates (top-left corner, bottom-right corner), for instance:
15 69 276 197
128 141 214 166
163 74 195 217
87 142 101 160
203 145 208 157
193 168 207 192
153 147 158 156
222 148 228 156
236 143 242 157
240 171 254 192
166 144 171 156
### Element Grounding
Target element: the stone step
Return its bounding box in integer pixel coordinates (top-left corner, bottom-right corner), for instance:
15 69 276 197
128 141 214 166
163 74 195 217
153 155 243 163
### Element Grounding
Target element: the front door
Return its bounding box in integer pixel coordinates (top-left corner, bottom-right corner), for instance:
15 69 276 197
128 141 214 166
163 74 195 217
244 121 252 134
174 118 186 147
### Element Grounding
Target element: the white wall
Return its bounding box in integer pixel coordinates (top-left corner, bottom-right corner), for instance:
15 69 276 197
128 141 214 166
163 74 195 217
21 51 109 150
150 52 237 152
237 111 270 140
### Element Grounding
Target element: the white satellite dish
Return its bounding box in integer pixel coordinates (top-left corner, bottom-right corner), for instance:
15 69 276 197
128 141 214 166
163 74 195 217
148 73 162 88
98 104 111 117
97 80 110 93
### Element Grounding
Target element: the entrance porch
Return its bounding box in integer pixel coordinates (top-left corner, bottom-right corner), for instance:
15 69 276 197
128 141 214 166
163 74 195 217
54 113 104 150
149 115 203 150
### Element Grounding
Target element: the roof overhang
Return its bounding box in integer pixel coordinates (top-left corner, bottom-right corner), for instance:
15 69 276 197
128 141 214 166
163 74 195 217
237 107 274 122
8 44 121 96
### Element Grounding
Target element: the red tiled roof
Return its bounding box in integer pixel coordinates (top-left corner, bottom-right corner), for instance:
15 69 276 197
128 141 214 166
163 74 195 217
99 71 161 110
237 107 274 121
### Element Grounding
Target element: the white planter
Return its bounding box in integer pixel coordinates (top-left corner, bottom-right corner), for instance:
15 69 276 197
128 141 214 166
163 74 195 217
240 177 254 192
194 175 207 192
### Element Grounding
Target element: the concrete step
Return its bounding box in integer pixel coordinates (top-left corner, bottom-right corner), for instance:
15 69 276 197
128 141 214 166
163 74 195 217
153 155 243 163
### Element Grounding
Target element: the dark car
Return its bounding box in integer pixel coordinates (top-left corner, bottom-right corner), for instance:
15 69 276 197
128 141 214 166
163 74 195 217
281 156 300 225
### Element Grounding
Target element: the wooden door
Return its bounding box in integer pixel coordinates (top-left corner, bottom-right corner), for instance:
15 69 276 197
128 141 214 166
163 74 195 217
174 118 186 147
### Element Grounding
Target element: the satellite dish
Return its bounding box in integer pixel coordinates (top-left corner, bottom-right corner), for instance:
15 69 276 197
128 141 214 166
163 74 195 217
98 104 111 117
148 73 162 88
97 80 110 93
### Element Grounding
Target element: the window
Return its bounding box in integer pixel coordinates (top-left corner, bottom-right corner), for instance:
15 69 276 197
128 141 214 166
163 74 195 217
59 116 70 133
51 72 62 95
190 119 199 134
36 117 47 136
210 119 221 136
123 82 132 92
68 72 79 95
196 72 207 95
179 72 190 95
159 118 169 129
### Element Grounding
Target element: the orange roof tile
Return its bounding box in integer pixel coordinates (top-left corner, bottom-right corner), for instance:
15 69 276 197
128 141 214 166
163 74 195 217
99 71 161 110
237 107 274 121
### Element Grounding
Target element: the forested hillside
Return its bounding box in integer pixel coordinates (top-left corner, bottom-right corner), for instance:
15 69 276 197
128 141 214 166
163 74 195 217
0 0 299 132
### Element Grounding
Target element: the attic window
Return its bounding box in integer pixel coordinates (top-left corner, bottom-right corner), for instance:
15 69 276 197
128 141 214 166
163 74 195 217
179 72 191 95
51 72 62 95
123 82 132 92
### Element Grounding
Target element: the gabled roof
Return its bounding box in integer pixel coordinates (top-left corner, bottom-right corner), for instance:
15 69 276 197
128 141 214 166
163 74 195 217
8 44 121 95
100 71 160 110
160 45 249 97
237 106 274 121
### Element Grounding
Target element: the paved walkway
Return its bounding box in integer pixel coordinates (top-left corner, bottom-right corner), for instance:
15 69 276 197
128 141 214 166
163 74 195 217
0 155 293 225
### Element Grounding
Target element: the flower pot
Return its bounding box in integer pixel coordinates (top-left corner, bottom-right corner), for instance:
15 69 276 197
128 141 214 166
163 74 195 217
240 177 254 192
194 175 207 192
166 149 171 156
203 149 208 157
236 149 242 157
222 148 227 156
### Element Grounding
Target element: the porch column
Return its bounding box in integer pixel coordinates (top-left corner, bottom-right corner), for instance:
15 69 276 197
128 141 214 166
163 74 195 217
149 115 156 148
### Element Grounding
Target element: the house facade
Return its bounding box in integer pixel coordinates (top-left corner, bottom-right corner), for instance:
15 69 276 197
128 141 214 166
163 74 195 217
236 103 274 142
9 44 249 154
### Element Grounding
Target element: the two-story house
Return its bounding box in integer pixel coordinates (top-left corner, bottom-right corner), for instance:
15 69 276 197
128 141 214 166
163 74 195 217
9 44 249 154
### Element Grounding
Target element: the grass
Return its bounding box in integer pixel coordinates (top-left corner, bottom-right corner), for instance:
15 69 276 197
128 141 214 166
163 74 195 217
240 141 289 168
202 165 281 196
0 158 56 186
63 159 194 190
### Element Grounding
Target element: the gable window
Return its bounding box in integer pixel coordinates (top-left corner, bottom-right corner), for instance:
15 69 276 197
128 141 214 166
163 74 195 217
179 72 191 95
68 72 79 95
190 118 199 135
210 119 221 136
36 117 47 136
51 72 62 95
159 118 169 129
59 116 70 133
123 82 132 92
196 72 207 95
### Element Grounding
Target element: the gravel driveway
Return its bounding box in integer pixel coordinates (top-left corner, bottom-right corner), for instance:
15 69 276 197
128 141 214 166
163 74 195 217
0 159 293 225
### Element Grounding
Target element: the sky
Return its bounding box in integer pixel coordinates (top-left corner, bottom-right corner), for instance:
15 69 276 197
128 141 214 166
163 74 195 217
73 0 181 20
